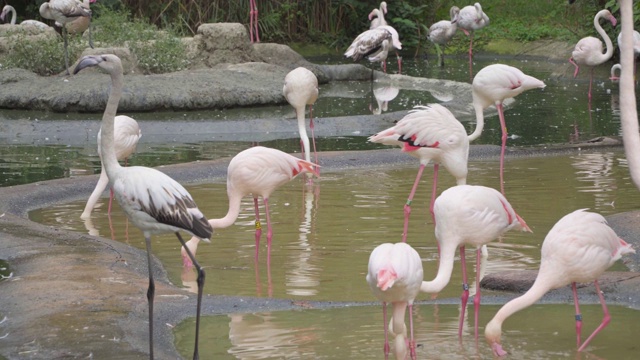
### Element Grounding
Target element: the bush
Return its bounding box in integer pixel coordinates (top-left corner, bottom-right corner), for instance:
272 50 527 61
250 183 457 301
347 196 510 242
3 33 85 76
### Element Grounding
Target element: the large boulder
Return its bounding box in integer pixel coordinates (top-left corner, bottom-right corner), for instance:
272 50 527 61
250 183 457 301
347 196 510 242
253 43 329 84
189 23 260 68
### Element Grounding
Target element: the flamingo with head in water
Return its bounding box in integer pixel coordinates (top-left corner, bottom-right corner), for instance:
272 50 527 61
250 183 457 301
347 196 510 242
283 67 319 167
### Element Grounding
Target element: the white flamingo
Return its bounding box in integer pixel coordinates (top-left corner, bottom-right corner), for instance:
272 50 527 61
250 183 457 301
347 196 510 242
367 242 423 360
344 25 402 75
472 64 546 195
569 9 617 102
485 209 635 356
457 2 489 77
55 0 95 39
427 6 460 67
81 115 141 220
181 146 319 267
73 54 212 360
420 184 532 339
283 67 319 167
39 0 93 75
0 5 50 30
368 2 402 73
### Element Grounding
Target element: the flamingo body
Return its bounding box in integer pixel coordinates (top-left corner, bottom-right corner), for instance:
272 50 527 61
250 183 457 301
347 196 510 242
182 146 319 266
73 54 212 359
421 184 531 338
344 25 402 64
0 5 50 30
457 2 489 74
485 209 635 356
367 242 423 360
283 67 319 165
428 6 460 67
81 115 141 219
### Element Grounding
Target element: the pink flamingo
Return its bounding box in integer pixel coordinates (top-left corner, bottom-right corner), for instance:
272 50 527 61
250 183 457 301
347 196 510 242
74 54 213 360
457 2 489 78
181 146 319 267
249 0 259 43
81 115 141 219
420 184 532 339
366 242 423 360
344 25 402 75
485 209 635 356
569 9 617 103
368 104 482 243
472 63 546 195
283 67 319 167
427 6 460 67
367 2 402 73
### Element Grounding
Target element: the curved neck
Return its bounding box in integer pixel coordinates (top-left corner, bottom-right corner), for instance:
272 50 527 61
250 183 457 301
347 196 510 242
420 243 457 293
296 108 311 162
210 191 242 228
8 6 16 25
100 70 124 177
378 5 386 24
468 102 485 142
595 12 614 60
490 278 550 327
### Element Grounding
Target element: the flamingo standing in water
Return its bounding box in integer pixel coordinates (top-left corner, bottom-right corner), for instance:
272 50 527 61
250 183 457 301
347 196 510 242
81 115 141 220
344 25 402 76
40 0 93 75
427 6 460 68
367 242 423 360
485 209 635 356
420 184 532 339
0 5 50 29
368 2 402 73
368 104 482 243
472 63 546 195
73 54 213 360
283 67 319 167
249 0 259 42
569 9 617 103
457 2 489 78
181 146 319 267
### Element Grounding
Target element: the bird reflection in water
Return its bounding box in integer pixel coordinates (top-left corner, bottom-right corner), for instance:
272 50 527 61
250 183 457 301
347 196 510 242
370 83 399 115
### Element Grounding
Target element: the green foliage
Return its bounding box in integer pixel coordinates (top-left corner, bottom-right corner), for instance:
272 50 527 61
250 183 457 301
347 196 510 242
3 33 84 76
130 35 189 74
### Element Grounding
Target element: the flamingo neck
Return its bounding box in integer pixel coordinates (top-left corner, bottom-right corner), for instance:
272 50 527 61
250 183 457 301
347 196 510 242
488 277 551 329
595 11 614 61
99 66 124 178
468 102 485 142
296 107 311 163
209 191 243 229
7 6 16 25
420 242 457 293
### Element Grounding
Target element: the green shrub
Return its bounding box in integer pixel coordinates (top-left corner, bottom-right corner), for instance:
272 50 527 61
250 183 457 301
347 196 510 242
3 33 85 76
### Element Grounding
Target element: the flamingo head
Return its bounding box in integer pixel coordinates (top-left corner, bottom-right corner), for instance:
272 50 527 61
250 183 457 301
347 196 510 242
181 238 200 268
381 1 388 14
376 267 397 291
605 11 617 27
368 9 379 21
0 6 9 22
485 320 508 357
450 6 460 24
515 213 533 233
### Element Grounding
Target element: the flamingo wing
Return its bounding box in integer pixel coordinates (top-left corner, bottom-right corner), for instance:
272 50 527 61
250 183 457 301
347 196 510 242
345 27 393 62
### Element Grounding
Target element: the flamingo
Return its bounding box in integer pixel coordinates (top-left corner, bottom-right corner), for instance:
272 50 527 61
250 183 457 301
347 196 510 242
485 209 635 356
472 63 546 195
0 5 50 30
368 2 402 73
344 25 402 76
569 9 617 103
283 67 319 167
249 0 259 43
615 30 640 80
73 54 212 360
371 84 399 115
420 184 532 339
55 0 95 39
427 6 460 67
80 115 141 220
457 2 489 77
610 63 621 82
181 146 319 267
367 242 423 360
369 104 481 243
40 0 93 75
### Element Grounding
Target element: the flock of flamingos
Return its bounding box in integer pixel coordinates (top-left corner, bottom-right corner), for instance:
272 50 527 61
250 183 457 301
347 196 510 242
12 0 640 359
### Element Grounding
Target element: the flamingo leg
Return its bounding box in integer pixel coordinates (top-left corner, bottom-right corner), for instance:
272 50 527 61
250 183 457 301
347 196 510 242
108 188 114 216
569 57 580 78
572 282 583 348
308 104 319 168
578 280 611 352
588 68 594 104
249 0 259 43
402 163 427 243
383 302 390 357
263 198 274 264
253 197 262 261
143 235 156 359
396 50 402 74
408 304 416 359
458 245 469 338
496 102 508 195
473 247 483 340
382 60 387 73
176 232 205 360
468 32 474 80
63 27 70 75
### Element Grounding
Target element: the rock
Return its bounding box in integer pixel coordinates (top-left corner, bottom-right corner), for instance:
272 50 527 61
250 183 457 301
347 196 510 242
189 23 260 68
253 43 330 83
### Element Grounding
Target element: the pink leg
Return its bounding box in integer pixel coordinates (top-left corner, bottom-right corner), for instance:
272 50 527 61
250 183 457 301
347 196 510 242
572 282 583 348
396 51 402 74
458 245 469 338
496 102 508 195
473 248 482 340
577 280 611 352
249 0 259 43
253 197 262 260
263 198 273 264
402 164 427 243
569 57 580 78
108 188 114 215
588 68 594 104
382 302 390 357
468 33 474 80
408 304 416 359
382 60 387 73
309 104 319 169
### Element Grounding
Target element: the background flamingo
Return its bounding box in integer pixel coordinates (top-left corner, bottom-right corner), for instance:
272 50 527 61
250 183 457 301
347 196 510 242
368 1 402 73
472 63 546 195
485 209 635 356
81 115 141 219
366 242 423 360
73 54 212 360
55 0 95 40
249 0 259 42
457 2 489 78
40 0 93 75
283 67 319 167
427 6 460 67
569 9 617 103
0 5 50 30
420 184 532 339
181 146 319 267
344 25 402 76
368 104 479 243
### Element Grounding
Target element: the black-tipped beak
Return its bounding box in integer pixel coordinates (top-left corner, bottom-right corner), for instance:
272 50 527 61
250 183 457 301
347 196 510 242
73 55 102 75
